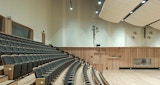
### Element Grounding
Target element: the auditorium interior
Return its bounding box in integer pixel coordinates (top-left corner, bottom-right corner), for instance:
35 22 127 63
0 0 160 85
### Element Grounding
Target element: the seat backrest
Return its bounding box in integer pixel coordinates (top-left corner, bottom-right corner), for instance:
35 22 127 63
0 45 5 52
34 68 42 78
13 56 22 63
32 56 37 60
27 56 33 61
2 56 15 65
21 56 28 62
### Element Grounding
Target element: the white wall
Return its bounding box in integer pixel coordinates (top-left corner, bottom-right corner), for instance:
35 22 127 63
0 0 53 44
0 0 160 47
51 0 160 47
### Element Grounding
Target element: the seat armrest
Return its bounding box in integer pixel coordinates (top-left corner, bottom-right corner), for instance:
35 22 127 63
4 64 14 80
36 78 45 85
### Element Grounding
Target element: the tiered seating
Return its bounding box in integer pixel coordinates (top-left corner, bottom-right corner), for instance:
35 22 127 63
91 67 102 85
1 54 68 80
83 64 91 85
34 57 75 85
99 72 110 85
0 32 61 54
63 60 81 85
0 32 71 85
0 32 110 85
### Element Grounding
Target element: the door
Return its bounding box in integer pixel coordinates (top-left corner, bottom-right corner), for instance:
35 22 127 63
107 58 119 70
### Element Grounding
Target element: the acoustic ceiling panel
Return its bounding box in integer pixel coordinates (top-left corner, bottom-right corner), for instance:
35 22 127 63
99 0 142 23
125 0 160 27
150 20 160 30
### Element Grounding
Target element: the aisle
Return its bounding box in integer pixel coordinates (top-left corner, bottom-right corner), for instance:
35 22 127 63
87 67 95 85
95 70 104 85
51 67 70 85
75 65 83 85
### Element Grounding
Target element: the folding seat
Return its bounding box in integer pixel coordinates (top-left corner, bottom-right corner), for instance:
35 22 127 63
0 39 7 45
28 48 34 54
11 41 17 47
43 55 50 63
12 56 28 76
27 56 38 67
20 43 26 48
34 68 50 85
35 55 43 65
12 46 19 54
39 55 45 64
0 45 6 54
21 55 33 73
40 67 53 84
3 45 12 54
32 56 40 66
33 55 42 66
8 41 15 46
18 47 25 54
1 55 21 79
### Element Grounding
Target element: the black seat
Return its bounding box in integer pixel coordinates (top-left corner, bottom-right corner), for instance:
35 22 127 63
20 55 33 73
34 68 50 85
1 55 21 79
12 56 28 76
27 56 38 67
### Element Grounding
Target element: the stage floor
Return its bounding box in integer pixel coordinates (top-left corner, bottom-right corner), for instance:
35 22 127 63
103 70 160 85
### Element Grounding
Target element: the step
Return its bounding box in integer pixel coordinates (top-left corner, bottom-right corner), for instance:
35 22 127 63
0 80 17 85
17 73 36 85
0 66 4 75
0 75 8 83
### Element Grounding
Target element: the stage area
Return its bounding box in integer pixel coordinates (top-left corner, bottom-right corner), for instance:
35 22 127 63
103 70 160 85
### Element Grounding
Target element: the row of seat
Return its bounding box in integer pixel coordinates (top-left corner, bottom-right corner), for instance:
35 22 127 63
34 57 75 85
63 60 81 85
83 64 91 85
0 39 55 52
0 32 48 47
91 67 102 85
0 45 61 55
0 39 58 54
1 54 68 79
99 72 110 85
0 32 56 52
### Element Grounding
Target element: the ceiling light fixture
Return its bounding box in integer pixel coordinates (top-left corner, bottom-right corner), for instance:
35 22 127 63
70 7 73 10
141 0 146 4
129 11 133 14
95 11 99 14
121 19 124 21
123 0 148 20
69 0 73 11
98 1 102 5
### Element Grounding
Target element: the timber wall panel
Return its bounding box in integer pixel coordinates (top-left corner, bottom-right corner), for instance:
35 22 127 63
61 47 160 70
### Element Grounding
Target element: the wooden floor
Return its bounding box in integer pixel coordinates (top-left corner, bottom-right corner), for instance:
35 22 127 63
103 70 160 85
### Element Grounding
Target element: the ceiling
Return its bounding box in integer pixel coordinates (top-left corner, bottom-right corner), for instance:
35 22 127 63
99 0 160 30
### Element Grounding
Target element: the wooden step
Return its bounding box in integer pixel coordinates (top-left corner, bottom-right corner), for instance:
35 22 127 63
0 80 17 85
18 73 36 85
0 66 4 75
0 75 8 83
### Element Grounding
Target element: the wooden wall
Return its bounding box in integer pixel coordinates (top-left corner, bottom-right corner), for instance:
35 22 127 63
60 47 160 71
